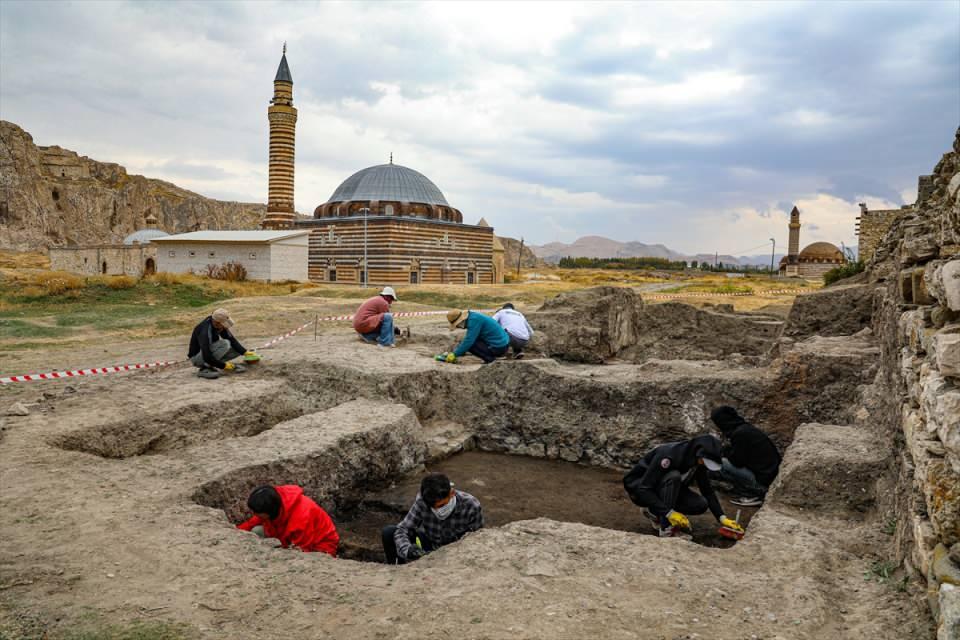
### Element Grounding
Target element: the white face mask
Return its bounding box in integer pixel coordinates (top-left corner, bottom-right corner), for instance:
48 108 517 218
431 494 457 520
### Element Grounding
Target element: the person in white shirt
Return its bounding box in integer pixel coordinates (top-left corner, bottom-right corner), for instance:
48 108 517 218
492 303 534 360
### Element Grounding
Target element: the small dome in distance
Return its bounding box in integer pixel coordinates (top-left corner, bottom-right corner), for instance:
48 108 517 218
123 229 169 245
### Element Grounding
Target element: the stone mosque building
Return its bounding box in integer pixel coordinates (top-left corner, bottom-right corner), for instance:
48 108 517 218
778 205 846 278
261 48 504 285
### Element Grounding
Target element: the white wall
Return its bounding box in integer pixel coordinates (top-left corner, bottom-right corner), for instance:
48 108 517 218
269 236 309 282
157 242 273 280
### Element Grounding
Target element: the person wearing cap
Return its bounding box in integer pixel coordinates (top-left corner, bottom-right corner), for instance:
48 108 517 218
709 406 781 507
188 308 255 379
353 286 399 348
492 303 534 359
381 472 484 564
444 309 510 364
623 435 744 539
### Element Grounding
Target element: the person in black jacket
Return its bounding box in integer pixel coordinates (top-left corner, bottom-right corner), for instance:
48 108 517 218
623 435 744 538
710 406 781 507
188 308 253 379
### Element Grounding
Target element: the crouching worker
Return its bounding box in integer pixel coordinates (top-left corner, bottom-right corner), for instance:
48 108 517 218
710 406 781 507
382 473 483 564
493 303 534 359
354 286 399 348
623 435 744 539
237 485 339 556
188 308 258 379
444 309 509 364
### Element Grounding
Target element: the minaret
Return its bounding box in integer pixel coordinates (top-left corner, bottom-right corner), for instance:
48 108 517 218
786 205 801 275
262 44 297 230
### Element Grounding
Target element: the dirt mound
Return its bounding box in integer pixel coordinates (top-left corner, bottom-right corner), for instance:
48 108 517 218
528 286 783 363
768 422 887 517
528 286 645 363
782 283 879 339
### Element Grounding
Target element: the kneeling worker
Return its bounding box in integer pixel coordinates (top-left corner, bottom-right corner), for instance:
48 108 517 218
188 308 258 379
354 286 399 348
493 303 534 359
382 473 484 564
237 485 339 556
710 406 781 507
443 309 510 364
623 435 744 539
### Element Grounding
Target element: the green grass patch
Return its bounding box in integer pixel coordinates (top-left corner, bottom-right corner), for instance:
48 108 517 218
0 318 75 339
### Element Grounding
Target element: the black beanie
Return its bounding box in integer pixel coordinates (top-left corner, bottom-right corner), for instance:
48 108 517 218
710 406 744 433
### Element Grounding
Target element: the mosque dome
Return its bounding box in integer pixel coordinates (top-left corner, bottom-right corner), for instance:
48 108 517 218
327 164 449 206
798 242 843 262
123 229 169 245
314 162 462 223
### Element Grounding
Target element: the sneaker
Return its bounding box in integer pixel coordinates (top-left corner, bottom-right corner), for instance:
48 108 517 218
514 352 525 360
197 367 220 379
658 526 692 540
230 363 247 373
730 495 764 507
641 509 661 531
377 343 397 348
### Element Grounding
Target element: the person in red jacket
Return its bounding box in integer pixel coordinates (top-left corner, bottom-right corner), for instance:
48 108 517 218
353 286 398 347
237 485 339 556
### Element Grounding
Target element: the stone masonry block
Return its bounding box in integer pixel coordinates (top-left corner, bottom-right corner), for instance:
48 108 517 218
937 332 960 379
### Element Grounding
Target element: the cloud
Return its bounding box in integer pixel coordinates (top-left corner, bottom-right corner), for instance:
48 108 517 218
0 0 956 253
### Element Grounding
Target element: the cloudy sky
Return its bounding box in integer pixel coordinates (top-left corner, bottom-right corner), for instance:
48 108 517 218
1 1 957 255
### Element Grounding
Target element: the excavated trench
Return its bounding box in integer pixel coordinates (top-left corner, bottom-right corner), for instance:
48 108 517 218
331 450 761 563
52 389 327 458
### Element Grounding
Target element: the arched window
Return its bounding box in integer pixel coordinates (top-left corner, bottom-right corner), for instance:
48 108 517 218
101 261 108 274
385 204 394 216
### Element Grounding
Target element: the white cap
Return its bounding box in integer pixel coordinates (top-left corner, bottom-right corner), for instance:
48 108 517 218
703 458 722 472
380 286 397 300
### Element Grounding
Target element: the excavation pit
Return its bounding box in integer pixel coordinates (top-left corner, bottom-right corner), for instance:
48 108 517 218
331 451 759 562
53 390 316 458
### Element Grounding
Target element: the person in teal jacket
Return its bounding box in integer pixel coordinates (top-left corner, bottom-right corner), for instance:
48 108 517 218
446 309 510 363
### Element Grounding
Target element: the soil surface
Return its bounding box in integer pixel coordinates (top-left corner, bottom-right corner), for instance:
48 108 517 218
0 296 933 640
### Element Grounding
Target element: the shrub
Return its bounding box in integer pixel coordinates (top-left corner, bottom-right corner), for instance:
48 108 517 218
30 271 84 295
823 260 865 286
105 275 137 289
203 262 248 282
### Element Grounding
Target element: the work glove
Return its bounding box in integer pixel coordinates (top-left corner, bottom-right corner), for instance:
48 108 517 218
224 362 236 372
445 352 457 364
243 350 261 362
666 510 690 530
406 546 426 560
719 516 744 534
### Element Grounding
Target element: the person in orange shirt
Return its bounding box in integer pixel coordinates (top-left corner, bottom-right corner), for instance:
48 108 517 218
237 485 339 556
353 286 398 348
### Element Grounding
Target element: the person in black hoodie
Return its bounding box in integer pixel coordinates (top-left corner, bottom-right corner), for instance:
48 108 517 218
710 406 781 507
188 308 254 379
623 434 744 538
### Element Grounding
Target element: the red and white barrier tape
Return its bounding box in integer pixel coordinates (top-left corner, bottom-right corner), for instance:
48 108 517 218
644 288 810 299
258 319 317 349
0 361 175 385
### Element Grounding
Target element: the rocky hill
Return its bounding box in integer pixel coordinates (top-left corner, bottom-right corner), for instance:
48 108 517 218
530 235 747 266
0 120 266 251
498 236 542 272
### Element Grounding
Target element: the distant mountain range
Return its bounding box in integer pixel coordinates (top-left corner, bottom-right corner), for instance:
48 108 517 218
529 235 784 267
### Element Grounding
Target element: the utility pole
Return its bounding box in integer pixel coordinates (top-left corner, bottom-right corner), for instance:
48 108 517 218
516 237 524 278
714 252 718 270
769 238 776 276
360 207 370 287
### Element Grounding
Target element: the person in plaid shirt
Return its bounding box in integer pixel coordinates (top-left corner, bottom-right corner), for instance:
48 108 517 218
381 473 484 564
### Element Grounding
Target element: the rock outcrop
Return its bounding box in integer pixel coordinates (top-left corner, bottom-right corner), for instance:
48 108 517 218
0 120 266 250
